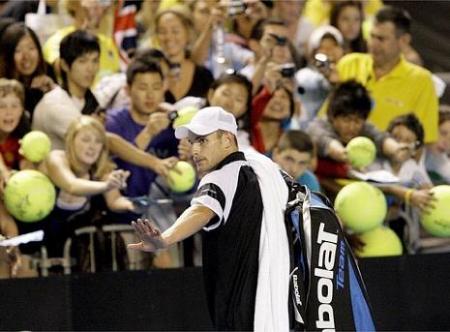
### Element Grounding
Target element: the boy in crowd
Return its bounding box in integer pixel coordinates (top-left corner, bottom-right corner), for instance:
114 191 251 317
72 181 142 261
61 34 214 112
33 29 101 149
306 80 409 190
105 59 180 267
105 59 178 216
272 129 321 192
33 29 177 179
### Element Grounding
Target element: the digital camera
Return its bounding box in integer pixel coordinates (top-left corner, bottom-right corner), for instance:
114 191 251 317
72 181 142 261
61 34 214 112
313 53 331 71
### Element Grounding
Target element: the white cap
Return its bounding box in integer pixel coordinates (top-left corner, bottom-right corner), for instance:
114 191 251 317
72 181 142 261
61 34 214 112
174 106 238 139
308 25 344 54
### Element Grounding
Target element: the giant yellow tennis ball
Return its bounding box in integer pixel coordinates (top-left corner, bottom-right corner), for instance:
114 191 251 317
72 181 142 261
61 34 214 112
334 182 387 233
20 131 51 163
356 226 403 257
346 136 376 168
167 161 196 193
172 106 198 128
4 170 56 222
420 185 450 237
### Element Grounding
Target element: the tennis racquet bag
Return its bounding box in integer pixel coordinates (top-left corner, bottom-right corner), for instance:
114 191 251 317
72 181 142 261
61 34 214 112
284 178 376 331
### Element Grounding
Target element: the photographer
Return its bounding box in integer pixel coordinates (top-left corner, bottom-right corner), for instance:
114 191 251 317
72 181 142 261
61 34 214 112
241 19 295 95
189 0 254 78
293 25 344 129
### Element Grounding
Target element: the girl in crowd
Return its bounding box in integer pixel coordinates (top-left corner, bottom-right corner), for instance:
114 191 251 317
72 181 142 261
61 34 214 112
155 6 213 103
330 1 367 54
38 116 135 257
251 85 294 155
207 73 253 148
0 78 30 278
0 22 55 115
368 113 435 212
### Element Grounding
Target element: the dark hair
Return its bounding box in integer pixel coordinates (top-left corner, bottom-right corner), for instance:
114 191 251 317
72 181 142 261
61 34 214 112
133 48 169 66
387 113 424 148
59 30 100 96
59 31 100 115
208 73 253 130
126 59 164 85
277 130 314 154
0 22 46 84
439 104 450 126
60 30 100 68
250 18 286 41
330 1 367 53
327 80 372 119
375 5 411 36
278 85 295 118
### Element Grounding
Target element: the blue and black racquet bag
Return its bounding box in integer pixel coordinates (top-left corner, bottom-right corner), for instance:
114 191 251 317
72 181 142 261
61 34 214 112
283 176 376 331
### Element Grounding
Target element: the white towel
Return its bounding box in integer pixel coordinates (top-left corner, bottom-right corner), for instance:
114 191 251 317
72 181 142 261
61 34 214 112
244 150 290 332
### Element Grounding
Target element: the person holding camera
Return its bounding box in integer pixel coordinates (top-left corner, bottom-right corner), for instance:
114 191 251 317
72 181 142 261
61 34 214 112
240 19 294 95
293 25 344 129
189 0 254 78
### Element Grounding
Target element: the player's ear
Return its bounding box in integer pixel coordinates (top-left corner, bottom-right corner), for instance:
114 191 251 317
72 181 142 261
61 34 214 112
222 131 234 149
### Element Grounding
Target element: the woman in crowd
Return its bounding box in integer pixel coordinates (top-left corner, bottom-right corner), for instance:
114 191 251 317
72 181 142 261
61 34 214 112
0 22 55 115
154 6 213 103
330 1 367 54
251 84 294 155
39 116 135 257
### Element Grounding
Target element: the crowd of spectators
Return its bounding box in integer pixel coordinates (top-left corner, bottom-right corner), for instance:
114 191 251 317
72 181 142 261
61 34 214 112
0 0 448 278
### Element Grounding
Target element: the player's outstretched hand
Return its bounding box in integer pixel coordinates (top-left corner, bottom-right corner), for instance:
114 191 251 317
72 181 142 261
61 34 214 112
128 218 168 252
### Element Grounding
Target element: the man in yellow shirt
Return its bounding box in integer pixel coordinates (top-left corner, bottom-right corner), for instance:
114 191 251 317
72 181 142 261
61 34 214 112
336 6 438 144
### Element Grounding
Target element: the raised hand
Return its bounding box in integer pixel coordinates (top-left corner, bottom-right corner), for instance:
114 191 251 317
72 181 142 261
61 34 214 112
105 169 130 190
128 218 168 252
152 157 179 177
145 112 171 137
411 189 436 212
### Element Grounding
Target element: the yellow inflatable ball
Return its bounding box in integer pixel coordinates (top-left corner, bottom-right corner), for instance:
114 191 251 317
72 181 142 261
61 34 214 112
346 136 376 168
167 161 196 193
172 106 199 128
4 170 56 222
20 131 52 163
334 182 387 233
421 185 450 237
356 226 403 257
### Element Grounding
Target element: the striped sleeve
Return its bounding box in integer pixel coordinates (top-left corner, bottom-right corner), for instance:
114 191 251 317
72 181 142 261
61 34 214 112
191 183 226 230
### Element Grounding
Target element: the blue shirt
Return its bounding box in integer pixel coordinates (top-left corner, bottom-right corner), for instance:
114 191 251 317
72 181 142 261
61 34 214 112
105 108 179 197
297 170 321 192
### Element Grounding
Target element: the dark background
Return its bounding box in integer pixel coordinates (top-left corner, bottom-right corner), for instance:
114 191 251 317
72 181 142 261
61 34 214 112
0 253 449 331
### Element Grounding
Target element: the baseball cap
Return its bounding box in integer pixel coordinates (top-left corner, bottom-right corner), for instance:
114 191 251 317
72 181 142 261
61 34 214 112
308 25 344 54
174 106 238 139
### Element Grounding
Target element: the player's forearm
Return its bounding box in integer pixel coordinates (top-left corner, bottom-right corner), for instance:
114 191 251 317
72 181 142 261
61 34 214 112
162 205 214 246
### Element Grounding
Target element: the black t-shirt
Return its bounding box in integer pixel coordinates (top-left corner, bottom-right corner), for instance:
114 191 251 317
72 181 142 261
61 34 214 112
165 65 213 103
191 151 263 330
